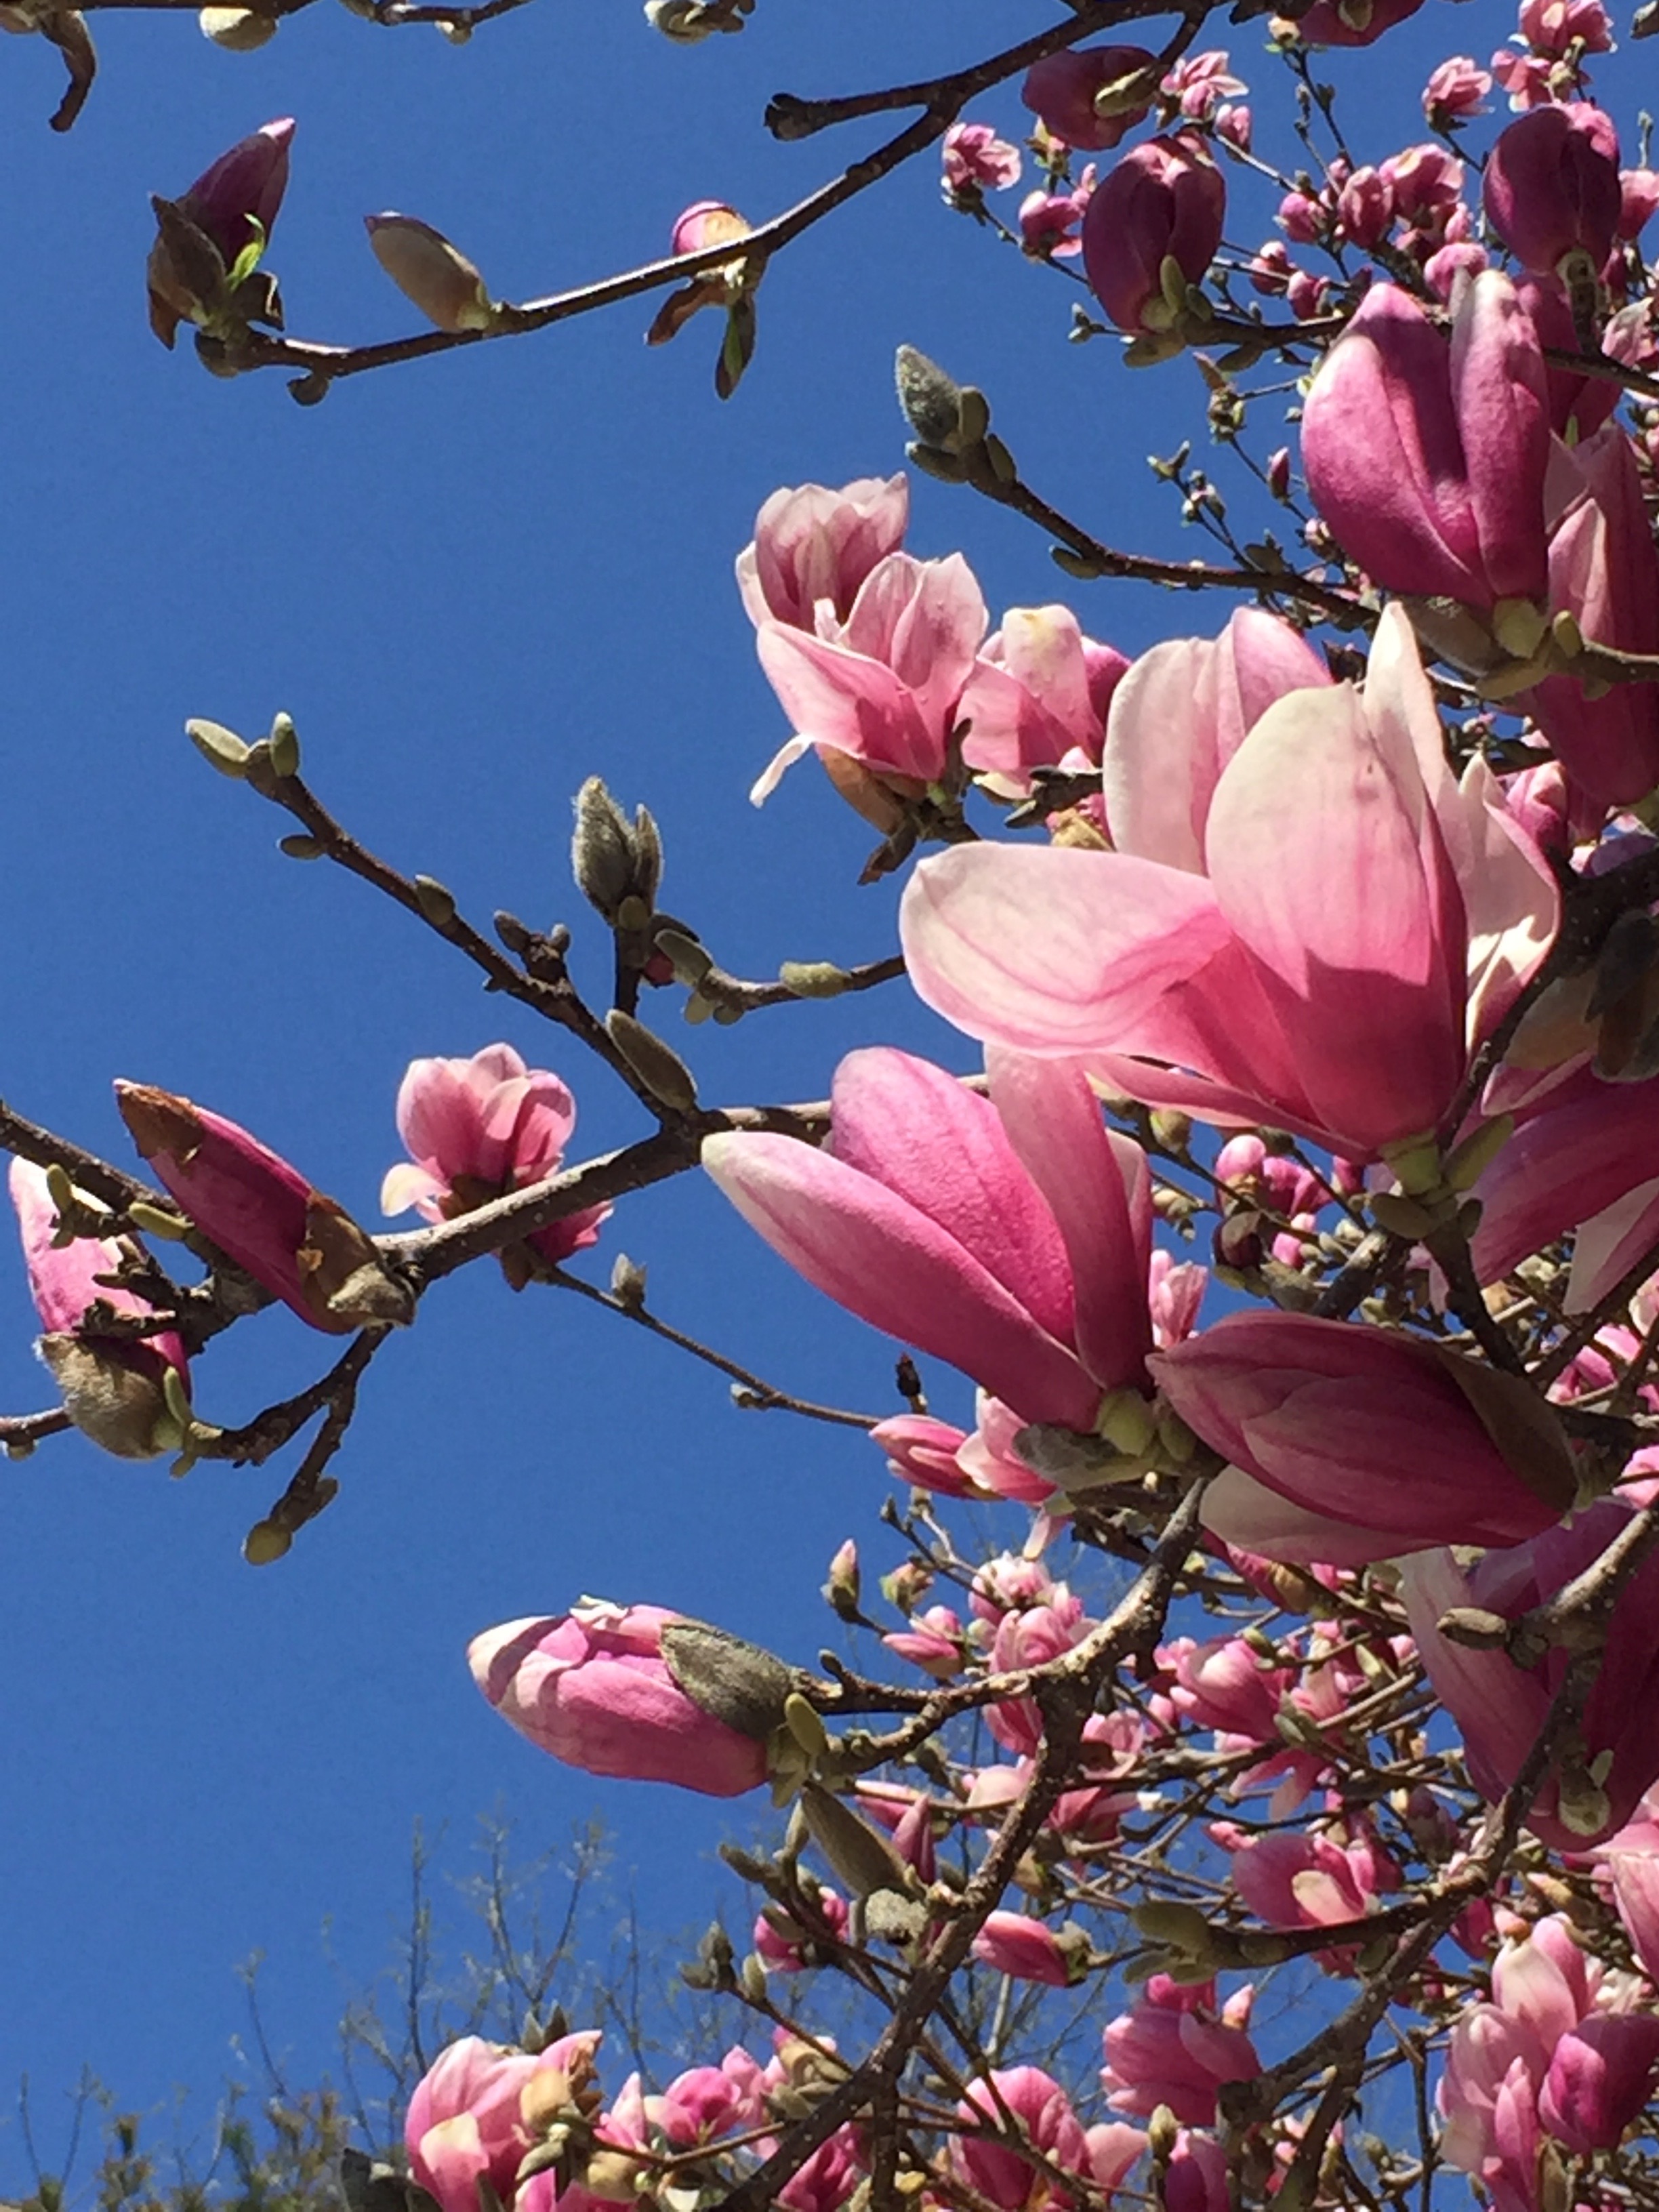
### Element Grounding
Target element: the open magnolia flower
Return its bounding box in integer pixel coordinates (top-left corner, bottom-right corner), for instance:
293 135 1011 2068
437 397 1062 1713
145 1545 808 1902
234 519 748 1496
901 604 1558 1162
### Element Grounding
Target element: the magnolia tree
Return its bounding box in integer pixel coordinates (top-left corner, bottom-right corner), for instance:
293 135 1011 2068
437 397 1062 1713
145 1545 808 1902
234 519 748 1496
10 0 1659 2206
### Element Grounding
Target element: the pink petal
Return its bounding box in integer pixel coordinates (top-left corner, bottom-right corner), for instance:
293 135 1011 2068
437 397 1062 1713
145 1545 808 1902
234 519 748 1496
829 1049 1076 1349
702 1131 1099 1427
985 1048 1153 1391
901 844 1231 1056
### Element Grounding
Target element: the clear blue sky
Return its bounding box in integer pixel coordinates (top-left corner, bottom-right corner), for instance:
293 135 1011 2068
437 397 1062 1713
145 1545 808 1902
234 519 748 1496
0 0 1556 2175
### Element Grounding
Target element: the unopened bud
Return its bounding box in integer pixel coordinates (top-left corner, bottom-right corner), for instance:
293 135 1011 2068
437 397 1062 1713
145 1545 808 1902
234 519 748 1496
605 1010 698 1111
1148 1109 1193 1152
1437 1605 1511 1649
778 960 848 999
187 718 251 777
645 0 724 39
1146 2105 1180 2163
572 777 636 919
609 1252 648 1310
365 213 498 333
200 5 279 44
659 1618 792 1740
823 1537 860 1616
267 711 300 779
243 1517 292 1565
279 834 326 859
895 345 963 449
413 875 457 927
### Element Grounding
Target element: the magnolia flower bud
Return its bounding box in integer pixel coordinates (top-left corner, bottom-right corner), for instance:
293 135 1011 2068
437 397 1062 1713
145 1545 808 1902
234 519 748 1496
199 7 278 47
365 213 497 332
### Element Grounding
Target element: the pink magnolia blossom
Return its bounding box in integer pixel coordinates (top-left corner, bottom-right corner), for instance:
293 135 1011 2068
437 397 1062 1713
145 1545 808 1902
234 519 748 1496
882 1603 966 1677
148 117 294 344
1162 1632 1286 1745
1301 272 1551 611
1605 1839 1659 1980
956 606 1130 781
972 1552 1058 1620
381 1044 607 1277
949 2068 1090 2210
956 1395 1064 1504
1518 424 1659 807
1149 1250 1206 1344
176 116 293 265
1162 2131 1229 2212
1621 166 1659 239
1288 269 1331 319
1380 142 1466 227
942 122 1022 196
778 2128 867 2212
650 2049 765 2146
1213 1816 1400 1957
1441 1915 1657 2193
1518 0 1614 56
750 550 986 803
1099 607 1329 872
1021 44 1155 150
1155 1309 1569 1568
987 1589 1092 1755
1101 1975 1259 2125
1018 176 1095 259
868 1412 980 1499
1336 164 1394 248
735 475 907 632
467 1599 771 1796
1425 239 1492 300
901 605 1559 1162
1405 1502 1659 1847
9 1158 190 1459
644 201 752 348
972 1910 1078 1986
405 2032 604 2212
1081 134 1224 335
1469 1063 1659 1291
1425 56 1493 121
703 1046 1155 1431
1483 104 1622 276
754 1886 848 1970
115 1080 404 1334
1492 47 1558 108
1160 50 1246 121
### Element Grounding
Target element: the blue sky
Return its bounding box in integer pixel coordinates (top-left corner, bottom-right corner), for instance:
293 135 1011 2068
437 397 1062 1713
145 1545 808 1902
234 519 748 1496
0 0 1573 2178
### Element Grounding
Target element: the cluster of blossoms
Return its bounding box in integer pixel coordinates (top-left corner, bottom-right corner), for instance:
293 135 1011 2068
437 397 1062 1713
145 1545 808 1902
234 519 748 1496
20 2 1659 2205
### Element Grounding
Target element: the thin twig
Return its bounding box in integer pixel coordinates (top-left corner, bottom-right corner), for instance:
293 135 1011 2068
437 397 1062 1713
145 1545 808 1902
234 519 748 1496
546 1265 879 1428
